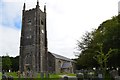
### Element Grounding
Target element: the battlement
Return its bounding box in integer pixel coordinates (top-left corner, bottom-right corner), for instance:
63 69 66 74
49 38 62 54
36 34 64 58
25 8 36 12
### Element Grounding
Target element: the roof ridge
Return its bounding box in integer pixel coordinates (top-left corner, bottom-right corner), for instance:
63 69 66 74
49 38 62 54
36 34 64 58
50 52 73 62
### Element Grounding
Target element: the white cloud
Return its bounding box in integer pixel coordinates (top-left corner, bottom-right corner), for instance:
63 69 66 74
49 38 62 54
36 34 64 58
0 1 21 56
0 25 20 57
0 0 119 58
47 0 119 58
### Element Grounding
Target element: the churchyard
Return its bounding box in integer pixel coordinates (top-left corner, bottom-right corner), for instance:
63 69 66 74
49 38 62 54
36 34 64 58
2 72 76 80
1 1 120 80
2 69 120 80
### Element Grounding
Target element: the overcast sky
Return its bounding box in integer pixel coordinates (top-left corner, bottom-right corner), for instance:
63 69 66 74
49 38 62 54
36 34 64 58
0 0 119 59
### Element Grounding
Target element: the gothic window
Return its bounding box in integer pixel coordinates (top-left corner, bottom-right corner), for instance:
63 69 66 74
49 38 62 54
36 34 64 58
41 29 44 33
26 35 32 39
41 24 44 34
25 53 31 65
27 19 32 25
41 20 43 25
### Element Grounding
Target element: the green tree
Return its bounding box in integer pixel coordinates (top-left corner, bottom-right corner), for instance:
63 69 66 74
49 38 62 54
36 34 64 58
10 56 19 71
97 16 120 67
2 55 12 71
77 31 99 68
94 44 117 77
76 15 120 69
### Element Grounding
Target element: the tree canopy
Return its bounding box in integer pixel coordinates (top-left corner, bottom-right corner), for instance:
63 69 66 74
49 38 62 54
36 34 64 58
2 55 12 71
76 15 120 69
2 55 19 72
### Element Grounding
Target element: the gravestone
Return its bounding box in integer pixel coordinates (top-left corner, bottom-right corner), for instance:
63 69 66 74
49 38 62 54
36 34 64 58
45 72 49 78
40 72 44 79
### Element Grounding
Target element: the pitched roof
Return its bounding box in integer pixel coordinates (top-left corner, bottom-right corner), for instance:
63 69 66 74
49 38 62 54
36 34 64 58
50 52 74 62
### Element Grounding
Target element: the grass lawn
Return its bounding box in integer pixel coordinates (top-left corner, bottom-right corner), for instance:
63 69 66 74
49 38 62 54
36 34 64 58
0 72 2 80
5 72 77 80
6 72 62 78
49 73 61 78
6 72 18 78
67 73 76 76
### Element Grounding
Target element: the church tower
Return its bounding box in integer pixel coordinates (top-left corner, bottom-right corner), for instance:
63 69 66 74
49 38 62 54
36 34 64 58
118 1 120 22
118 1 120 14
19 1 48 74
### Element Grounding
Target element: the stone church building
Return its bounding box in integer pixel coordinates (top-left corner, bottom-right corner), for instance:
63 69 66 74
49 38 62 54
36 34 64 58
48 52 75 73
19 1 75 74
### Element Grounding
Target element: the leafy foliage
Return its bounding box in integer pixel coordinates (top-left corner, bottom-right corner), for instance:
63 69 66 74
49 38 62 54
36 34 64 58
2 55 19 72
94 44 117 77
76 15 120 69
2 55 12 71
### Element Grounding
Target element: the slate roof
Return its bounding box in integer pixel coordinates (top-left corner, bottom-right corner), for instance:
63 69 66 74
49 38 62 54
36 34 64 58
50 52 74 62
